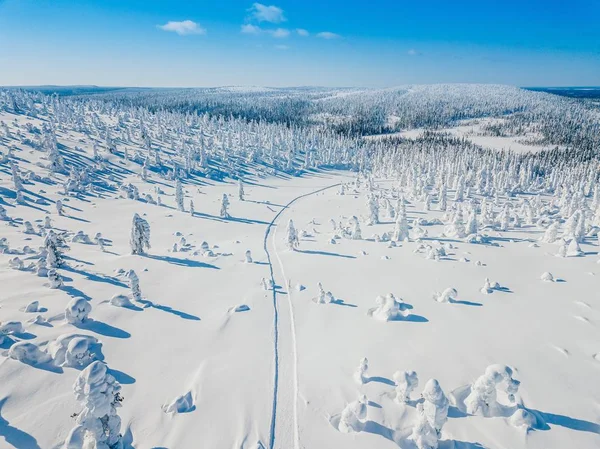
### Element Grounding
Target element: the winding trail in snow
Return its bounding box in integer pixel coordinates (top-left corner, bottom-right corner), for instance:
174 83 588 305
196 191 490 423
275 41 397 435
264 182 340 449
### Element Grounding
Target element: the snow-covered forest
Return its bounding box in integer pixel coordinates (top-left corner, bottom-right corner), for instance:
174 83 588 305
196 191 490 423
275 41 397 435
0 85 599 449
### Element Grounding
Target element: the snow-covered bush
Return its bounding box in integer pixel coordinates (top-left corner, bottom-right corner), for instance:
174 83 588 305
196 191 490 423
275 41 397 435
48 333 101 368
367 293 410 321
434 288 458 303
463 364 520 416
245 250 253 263
71 231 92 244
65 297 92 324
393 370 419 403
338 394 368 433
314 282 335 304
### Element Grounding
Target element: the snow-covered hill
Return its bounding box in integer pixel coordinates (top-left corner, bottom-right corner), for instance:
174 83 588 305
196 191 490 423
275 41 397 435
0 88 599 449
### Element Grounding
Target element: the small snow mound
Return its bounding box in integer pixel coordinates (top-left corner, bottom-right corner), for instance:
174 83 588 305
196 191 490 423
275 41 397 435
232 304 250 312
9 341 50 364
110 294 134 308
24 301 41 313
164 391 195 414
540 272 554 282
0 321 24 335
295 284 306 292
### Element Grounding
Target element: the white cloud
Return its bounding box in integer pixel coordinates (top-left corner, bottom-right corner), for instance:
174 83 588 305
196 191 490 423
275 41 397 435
275 44 290 50
241 24 262 34
158 20 206 36
407 49 422 56
249 3 286 23
316 31 340 39
271 28 290 38
296 28 309 37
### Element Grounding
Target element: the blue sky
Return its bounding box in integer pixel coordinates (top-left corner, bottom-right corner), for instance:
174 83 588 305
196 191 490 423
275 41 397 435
0 0 599 87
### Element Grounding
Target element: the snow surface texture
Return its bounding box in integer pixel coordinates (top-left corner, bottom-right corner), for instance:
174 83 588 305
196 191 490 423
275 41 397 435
0 88 599 449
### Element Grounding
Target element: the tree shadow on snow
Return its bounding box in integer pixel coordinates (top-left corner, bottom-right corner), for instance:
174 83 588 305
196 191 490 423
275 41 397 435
296 249 356 259
109 368 136 384
332 299 358 308
147 254 219 269
530 409 600 434
365 376 395 386
0 398 42 449
62 266 128 288
138 299 201 321
449 299 483 307
75 319 131 339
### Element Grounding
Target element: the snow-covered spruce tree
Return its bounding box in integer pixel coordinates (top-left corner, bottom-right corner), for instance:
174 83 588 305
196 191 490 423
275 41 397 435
421 379 449 436
353 357 369 385
48 268 64 289
128 269 142 302
465 210 478 236
350 216 362 240
444 207 466 239
410 402 439 449
285 219 299 251
45 230 64 268
542 221 559 243
438 186 447 212
393 370 419 403
366 194 379 225
0 204 9 221
393 206 410 242
11 162 23 192
220 193 230 218
130 213 150 255
175 178 184 212
63 361 123 449
56 199 64 216
238 179 245 201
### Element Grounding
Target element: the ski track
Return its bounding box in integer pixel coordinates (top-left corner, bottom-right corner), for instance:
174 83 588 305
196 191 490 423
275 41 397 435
264 183 340 449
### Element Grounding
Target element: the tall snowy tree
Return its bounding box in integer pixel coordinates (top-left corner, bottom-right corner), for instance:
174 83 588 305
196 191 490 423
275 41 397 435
220 194 230 218
175 179 184 212
130 213 151 255
285 219 299 250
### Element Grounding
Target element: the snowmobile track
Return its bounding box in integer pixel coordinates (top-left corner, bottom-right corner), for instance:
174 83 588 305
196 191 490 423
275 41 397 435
264 183 340 449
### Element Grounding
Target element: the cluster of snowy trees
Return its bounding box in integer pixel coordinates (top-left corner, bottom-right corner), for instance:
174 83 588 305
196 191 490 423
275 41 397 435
341 362 537 448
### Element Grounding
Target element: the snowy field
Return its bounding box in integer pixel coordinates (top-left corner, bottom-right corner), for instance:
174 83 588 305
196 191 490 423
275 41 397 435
0 87 599 449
